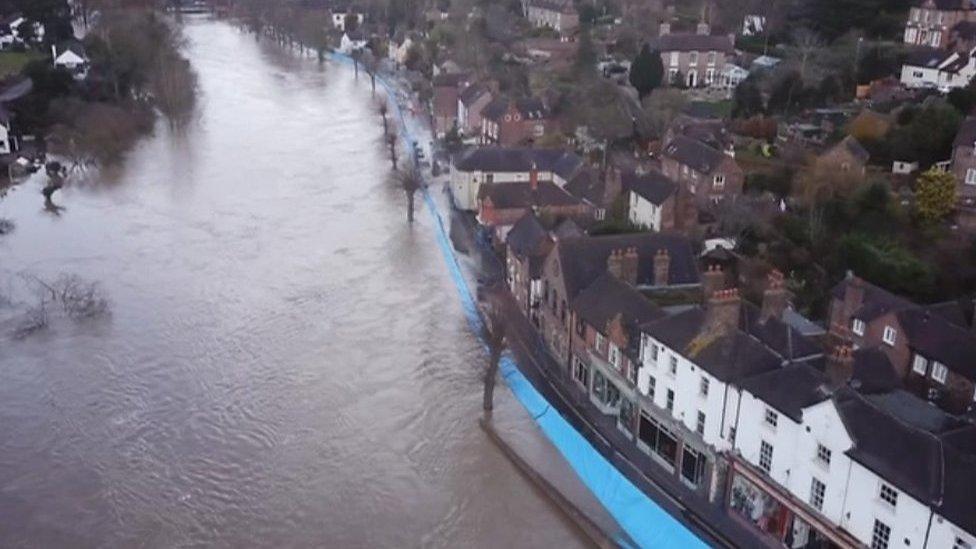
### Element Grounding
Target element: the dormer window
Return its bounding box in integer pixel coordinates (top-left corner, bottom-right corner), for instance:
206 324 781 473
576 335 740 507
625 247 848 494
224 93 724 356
932 361 948 384
852 318 865 336
882 326 897 346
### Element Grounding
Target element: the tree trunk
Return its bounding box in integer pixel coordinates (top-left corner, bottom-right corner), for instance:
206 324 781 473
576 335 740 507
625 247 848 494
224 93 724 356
407 190 415 222
382 115 388 135
371 74 376 95
483 351 500 411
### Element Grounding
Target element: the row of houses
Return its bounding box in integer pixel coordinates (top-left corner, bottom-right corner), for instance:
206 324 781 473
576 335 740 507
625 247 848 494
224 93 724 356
501 214 976 548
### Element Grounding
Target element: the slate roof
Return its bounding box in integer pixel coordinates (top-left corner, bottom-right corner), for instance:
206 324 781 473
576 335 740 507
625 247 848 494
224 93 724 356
459 82 491 106
479 180 581 210
56 39 87 60
506 211 551 258
564 167 605 206
850 347 902 393
663 135 730 175
553 218 584 239
641 307 784 383
897 308 976 382
953 116 976 148
905 46 949 68
624 170 677 205
831 276 916 322
648 33 734 54
454 147 582 180
740 363 830 422
836 388 946 507
555 232 700 297
573 272 666 344
741 303 823 360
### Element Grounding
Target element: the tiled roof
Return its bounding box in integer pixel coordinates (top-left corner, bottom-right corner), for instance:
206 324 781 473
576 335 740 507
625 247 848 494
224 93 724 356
740 363 830 422
479 180 581 209
506 211 552 258
573 272 666 343
454 147 582 180
555 232 700 297
897 308 976 382
648 33 734 54
623 170 677 205
663 135 730 175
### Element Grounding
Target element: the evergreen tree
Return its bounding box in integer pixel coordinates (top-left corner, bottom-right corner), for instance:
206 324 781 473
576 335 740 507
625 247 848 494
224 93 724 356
629 44 663 101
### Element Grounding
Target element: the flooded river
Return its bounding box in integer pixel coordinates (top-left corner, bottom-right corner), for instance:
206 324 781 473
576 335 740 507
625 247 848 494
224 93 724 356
0 20 585 548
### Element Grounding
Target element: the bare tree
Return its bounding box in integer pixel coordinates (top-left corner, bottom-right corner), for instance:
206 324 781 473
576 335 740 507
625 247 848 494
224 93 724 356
481 298 507 413
376 100 390 136
394 166 423 222
386 133 399 170
362 50 379 95
792 28 823 81
23 273 110 320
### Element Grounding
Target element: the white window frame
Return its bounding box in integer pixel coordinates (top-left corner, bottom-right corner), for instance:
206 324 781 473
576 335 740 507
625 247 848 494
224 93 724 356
882 326 897 346
879 483 898 508
759 440 773 473
595 332 606 354
966 168 976 185
669 51 679 66
932 361 948 384
696 411 705 435
713 174 725 190
689 51 699 65
764 408 778 429
609 343 621 370
852 318 865 336
666 389 675 412
913 354 928 375
810 477 826 511
872 519 891 549
647 375 656 400
699 376 710 397
816 443 832 466
669 355 678 376
707 51 716 65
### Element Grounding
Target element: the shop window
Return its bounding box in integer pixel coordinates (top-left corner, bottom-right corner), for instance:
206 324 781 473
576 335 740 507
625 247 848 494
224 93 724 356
681 446 706 486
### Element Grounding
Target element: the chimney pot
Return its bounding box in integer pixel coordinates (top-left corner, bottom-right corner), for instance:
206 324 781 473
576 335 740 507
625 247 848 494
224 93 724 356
826 344 856 388
760 269 789 323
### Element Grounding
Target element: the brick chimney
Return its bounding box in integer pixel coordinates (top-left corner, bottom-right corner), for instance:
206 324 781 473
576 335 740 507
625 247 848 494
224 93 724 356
607 250 624 280
696 22 710 35
653 249 670 287
760 269 788 323
621 247 639 286
529 162 538 191
842 270 865 322
705 289 742 335
826 344 855 388
701 264 725 303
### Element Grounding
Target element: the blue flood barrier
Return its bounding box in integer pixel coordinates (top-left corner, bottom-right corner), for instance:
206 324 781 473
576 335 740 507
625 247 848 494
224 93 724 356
330 51 708 549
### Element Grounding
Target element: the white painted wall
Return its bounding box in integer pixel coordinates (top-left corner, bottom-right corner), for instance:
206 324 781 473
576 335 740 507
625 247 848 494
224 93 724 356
636 334 732 451
843 460 931 549
929 517 975 549
628 192 662 231
449 166 564 211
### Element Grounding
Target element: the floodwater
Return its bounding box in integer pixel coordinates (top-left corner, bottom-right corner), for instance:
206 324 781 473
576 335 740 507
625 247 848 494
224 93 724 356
0 20 586 548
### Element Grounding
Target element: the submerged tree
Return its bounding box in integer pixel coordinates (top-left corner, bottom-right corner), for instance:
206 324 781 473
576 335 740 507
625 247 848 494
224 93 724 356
386 133 398 170
376 100 390 136
394 166 423 222
481 297 507 413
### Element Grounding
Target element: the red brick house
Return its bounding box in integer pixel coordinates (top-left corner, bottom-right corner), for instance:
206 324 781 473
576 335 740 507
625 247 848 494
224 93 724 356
660 135 743 208
505 211 554 328
828 273 976 414
904 0 976 48
480 97 554 145
476 169 590 239
433 73 471 138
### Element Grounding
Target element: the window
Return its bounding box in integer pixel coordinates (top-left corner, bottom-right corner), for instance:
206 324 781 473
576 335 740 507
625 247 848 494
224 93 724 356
595 333 606 354
669 355 678 375
882 326 897 346
647 375 656 400
689 51 699 64
696 411 706 435
816 444 832 466
573 356 589 387
669 51 679 66
668 68 678 83
651 344 659 362
872 519 891 549
681 446 706 486
759 441 773 473
764 408 778 429
666 389 675 412
699 376 710 397
707 51 716 65
954 537 973 549
879 483 898 508
713 174 725 189
810 478 826 511
609 344 621 370
932 361 949 384
913 354 929 375
967 168 976 185
852 318 865 336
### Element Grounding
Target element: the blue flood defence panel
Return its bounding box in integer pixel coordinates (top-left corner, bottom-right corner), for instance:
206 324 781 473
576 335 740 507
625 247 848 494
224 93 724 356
330 51 708 549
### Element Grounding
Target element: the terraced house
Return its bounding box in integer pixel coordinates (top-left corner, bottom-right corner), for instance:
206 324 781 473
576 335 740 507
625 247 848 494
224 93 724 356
649 21 735 88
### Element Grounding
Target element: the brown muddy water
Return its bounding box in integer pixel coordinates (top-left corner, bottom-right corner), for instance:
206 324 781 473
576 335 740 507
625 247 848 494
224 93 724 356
0 19 586 549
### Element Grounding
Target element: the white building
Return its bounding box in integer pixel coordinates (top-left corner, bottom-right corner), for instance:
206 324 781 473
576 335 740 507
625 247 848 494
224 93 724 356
338 30 368 54
625 170 676 232
900 46 976 92
52 41 89 79
331 11 364 32
449 147 581 211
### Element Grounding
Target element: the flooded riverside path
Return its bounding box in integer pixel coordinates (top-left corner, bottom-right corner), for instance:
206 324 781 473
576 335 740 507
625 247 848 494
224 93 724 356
0 20 588 548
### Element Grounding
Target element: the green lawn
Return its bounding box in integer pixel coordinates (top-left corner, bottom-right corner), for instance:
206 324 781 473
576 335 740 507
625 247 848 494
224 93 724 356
0 51 43 78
